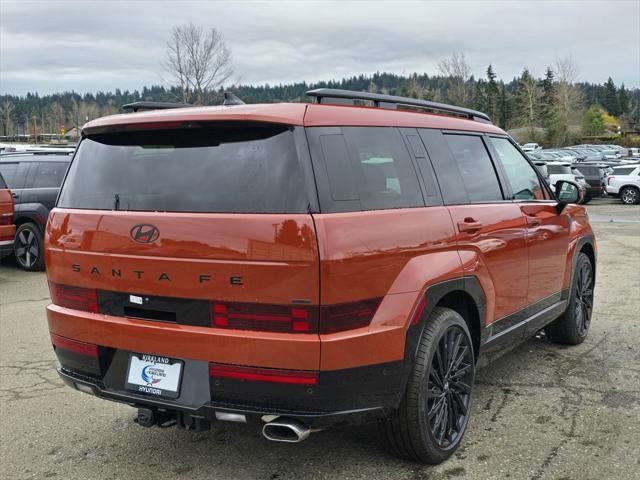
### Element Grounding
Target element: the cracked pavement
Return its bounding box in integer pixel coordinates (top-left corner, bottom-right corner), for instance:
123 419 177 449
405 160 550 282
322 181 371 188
0 198 638 479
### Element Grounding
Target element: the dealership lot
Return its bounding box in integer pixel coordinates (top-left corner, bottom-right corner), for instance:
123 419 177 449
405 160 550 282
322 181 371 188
0 198 638 480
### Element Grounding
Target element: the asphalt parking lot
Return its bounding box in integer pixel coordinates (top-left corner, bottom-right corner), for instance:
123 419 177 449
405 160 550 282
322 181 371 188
1 198 638 480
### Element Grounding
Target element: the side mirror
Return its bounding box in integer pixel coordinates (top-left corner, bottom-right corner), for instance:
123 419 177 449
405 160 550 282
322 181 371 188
555 180 583 213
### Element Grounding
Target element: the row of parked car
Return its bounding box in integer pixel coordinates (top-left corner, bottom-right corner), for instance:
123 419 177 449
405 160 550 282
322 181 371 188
519 143 640 205
0 150 73 270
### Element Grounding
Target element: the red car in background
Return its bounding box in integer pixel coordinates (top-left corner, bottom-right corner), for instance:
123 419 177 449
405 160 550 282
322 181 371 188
0 171 16 259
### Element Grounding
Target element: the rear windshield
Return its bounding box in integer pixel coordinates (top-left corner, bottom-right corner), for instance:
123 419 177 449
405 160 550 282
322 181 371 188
547 165 571 174
57 124 309 213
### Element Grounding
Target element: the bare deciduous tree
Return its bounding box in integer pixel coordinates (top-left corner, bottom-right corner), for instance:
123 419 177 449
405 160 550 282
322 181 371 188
549 56 583 145
438 52 473 107
0 101 16 137
165 23 233 104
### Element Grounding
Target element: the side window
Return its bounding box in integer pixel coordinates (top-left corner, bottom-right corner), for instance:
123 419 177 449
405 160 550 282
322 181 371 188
489 137 547 200
27 162 69 188
0 163 22 188
309 127 425 212
443 134 503 202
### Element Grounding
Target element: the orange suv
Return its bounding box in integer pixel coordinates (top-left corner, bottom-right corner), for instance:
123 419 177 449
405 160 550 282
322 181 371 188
45 90 596 463
0 171 16 259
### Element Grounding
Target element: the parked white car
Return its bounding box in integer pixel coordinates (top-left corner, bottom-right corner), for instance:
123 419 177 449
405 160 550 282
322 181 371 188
606 164 640 204
545 162 589 202
521 143 542 153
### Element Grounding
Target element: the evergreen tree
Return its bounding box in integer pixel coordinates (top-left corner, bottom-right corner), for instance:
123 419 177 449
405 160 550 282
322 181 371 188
516 68 540 137
602 77 620 116
618 84 629 116
540 67 555 127
498 83 510 130
485 65 499 121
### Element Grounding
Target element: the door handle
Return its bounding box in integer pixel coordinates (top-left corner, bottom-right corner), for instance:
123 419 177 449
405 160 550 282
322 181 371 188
457 218 483 233
526 216 542 227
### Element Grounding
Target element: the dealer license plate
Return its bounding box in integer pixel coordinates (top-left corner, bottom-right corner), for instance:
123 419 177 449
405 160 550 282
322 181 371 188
125 353 183 399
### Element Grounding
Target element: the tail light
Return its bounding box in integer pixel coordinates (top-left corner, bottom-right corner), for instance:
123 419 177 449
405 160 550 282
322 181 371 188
51 333 98 357
209 363 318 385
319 298 381 333
49 282 98 313
211 302 318 333
210 297 382 334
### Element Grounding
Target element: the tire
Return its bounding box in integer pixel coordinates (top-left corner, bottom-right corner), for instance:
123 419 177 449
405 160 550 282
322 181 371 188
546 252 594 345
382 307 475 464
14 222 45 271
620 186 640 205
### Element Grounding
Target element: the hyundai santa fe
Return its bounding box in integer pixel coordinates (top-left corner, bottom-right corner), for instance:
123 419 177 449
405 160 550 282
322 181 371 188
45 89 596 464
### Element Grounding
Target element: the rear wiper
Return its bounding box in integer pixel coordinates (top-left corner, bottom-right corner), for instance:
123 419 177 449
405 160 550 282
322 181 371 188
114 193 120 211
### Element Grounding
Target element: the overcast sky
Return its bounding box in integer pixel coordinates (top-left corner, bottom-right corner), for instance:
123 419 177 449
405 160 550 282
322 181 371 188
1 0 639 96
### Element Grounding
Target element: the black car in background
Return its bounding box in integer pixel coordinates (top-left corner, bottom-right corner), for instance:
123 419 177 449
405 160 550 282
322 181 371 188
0 152 72 270
571 163 613 198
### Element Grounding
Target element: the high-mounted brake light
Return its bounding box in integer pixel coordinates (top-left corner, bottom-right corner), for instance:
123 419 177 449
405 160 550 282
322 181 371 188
211 302 318 333
48 282 98 313
125 121 184 130
319 298 382 334
51 334 98 357
209 364 318 385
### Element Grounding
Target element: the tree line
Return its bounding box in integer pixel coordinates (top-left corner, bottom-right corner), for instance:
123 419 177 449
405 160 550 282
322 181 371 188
0 24 637 148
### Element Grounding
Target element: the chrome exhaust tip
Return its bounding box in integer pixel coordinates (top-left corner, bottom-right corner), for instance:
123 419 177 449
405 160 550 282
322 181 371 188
262 418 311 443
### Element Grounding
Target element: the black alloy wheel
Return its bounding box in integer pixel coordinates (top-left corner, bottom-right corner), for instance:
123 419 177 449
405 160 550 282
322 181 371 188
574 259 594 338
426 326 474 448
14 223 45 271
546 252 594 345
382 307 475 464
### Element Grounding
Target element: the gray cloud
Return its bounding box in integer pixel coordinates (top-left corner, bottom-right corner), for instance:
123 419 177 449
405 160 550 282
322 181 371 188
1 0 638 95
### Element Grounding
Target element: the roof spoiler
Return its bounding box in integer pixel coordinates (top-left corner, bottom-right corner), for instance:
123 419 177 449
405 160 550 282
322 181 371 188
306 88 491 123
120 101 191 113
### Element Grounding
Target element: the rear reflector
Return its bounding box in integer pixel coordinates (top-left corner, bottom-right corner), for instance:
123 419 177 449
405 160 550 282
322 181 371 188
51 333 98 357
411 295 427 326
209 364 318 385
319 298 382 334
49 282 98 313
0 214 12 226
211 302 318 333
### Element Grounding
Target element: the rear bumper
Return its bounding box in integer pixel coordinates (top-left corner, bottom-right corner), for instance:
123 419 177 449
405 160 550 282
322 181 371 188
606 185 619 195
55 349 403 429
0 239 13 259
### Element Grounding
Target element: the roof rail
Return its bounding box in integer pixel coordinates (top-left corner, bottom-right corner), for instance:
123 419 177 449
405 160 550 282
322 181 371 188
120 101 191 113
306 88 491 123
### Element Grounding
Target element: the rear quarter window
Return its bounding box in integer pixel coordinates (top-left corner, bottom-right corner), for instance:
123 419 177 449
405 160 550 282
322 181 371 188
307 126 425 212
612 167 635 176
27 162 69 188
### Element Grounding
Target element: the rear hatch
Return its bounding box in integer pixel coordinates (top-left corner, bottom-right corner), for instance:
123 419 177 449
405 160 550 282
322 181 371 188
45 121 321 369
0 173 15 242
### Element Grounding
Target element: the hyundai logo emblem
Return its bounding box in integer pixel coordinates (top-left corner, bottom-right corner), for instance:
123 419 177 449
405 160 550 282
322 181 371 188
130 224 160 244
